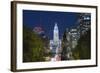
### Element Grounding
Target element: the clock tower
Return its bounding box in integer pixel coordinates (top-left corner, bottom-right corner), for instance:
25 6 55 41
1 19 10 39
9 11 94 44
53 23 59 46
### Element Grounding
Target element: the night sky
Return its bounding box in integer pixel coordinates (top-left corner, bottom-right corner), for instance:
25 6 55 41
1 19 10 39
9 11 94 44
23 10 80 39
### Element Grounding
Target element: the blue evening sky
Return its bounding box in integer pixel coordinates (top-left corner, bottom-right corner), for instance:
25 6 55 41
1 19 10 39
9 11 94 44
23 10 80 39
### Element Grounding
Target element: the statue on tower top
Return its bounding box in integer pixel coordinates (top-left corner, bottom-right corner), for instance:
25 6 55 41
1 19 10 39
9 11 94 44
54 22 58 30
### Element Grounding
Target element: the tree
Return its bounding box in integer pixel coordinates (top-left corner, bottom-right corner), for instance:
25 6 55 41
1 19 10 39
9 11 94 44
61 31 68 60
73 29 91 59
23 26 45 62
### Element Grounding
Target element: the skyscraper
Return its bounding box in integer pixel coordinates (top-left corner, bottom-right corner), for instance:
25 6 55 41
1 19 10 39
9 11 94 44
50 23 61 61
54 23 59 44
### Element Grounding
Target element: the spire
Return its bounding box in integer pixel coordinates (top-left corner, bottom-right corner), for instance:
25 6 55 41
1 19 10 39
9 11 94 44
53 22 59 41
54 22 58 30
55 22 57 26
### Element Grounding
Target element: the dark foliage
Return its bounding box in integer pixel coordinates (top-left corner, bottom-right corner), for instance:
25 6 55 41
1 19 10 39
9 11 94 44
73 29 91 59
23 26 46 62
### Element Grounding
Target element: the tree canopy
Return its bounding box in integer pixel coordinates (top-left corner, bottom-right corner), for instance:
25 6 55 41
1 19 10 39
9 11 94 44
73 29 91 59
23 27 45 62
